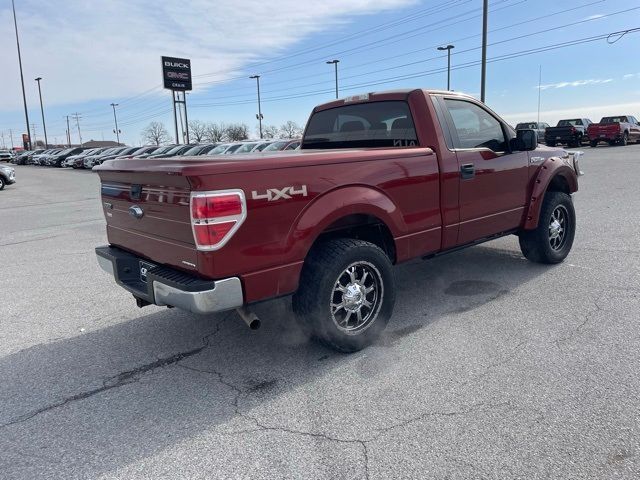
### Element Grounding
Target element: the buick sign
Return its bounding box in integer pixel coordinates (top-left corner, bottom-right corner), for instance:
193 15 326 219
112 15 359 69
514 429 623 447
161 56 192 91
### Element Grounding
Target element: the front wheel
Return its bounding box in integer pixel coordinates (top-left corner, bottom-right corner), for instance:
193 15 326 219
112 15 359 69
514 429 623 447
293 239 396 352
590 140 598 148
0 177 4 190
519 191 576 264
547 140 556 147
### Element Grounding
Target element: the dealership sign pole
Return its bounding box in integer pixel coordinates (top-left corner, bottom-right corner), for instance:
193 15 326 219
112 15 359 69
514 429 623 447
12 0 31 150
162 56 192 145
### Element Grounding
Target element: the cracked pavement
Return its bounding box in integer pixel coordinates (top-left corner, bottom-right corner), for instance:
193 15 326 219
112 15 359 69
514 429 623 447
1 146 640 479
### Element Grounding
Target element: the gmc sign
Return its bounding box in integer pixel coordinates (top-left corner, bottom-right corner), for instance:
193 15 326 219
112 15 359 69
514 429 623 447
161 56 192 91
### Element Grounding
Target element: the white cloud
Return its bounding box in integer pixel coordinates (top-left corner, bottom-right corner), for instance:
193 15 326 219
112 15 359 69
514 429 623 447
624 73 640 80
0 0 415 112
584 14 604 20
537 78 613 90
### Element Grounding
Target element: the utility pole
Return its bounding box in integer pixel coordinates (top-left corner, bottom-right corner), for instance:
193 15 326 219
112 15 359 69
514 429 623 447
31 123 37 147
480 0 488 102
34 77 48 148
326 60 340 99
9 129 15 149
1 132 5 148
110 103 121 144
437 45 455 91
537 65 542 126
65 115 71 146
183 92 190 144
12 0 31 150
72 113 82 146
250 75 263 139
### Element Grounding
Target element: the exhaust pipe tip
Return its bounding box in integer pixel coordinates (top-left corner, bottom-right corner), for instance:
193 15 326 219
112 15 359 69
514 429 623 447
236 307 261 330
248 318 261 330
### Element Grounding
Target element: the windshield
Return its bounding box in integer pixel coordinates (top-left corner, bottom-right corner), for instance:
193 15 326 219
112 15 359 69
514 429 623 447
254 142 271 152
208 144 230 155
557 119 583 127
262 141 288 151
183 145 205 155
235 143 258 153
303 101 418 149
224 144 242 153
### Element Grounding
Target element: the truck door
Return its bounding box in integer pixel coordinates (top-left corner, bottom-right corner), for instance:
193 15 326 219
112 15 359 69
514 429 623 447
440 97 529 245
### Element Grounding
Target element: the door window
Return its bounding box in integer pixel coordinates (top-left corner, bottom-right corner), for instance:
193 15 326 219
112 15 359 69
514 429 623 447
444 99 507 152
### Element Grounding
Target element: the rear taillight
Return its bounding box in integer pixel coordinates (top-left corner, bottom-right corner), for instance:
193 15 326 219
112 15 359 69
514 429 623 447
190 190 246 251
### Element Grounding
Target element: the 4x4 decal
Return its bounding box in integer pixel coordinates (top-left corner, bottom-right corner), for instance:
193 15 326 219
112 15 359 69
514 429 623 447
251 186 308 201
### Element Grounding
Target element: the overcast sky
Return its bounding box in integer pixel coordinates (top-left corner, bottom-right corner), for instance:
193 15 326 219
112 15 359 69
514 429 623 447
2 0 640 146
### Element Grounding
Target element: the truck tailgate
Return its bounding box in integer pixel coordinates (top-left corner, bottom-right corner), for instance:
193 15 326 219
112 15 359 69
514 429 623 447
98 169 197 272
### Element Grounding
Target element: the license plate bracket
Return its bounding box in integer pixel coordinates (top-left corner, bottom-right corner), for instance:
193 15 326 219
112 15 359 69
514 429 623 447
139 260 156 283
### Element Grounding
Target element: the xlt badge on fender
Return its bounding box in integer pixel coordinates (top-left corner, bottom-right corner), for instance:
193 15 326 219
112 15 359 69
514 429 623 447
129 205 144 219
251 185 308 202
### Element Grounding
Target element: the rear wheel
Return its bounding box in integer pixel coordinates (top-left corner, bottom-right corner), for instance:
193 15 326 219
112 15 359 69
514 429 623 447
293 239 396 352
589 140 598 148
0 177 5 190
519 191 575 264
547 140 556 147
620 132 629 146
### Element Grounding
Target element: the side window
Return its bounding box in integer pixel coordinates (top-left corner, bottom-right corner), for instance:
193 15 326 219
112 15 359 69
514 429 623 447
444 99 507 152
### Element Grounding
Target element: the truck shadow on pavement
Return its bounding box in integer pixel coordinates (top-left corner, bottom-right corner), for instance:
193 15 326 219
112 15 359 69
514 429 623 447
0 242 550 478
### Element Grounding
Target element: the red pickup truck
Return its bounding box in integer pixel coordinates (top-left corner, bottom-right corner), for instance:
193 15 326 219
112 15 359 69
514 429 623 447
95 90 582 352
586 115 640 147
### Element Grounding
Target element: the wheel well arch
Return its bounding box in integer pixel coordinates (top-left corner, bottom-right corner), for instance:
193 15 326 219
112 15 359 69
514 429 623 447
547 174 570 194
309 214 397 263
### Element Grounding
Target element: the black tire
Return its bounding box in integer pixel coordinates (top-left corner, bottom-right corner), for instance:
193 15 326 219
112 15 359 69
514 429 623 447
589 140 598 148
546 140 556 147
609 140 616 147
620 132 629 146
0 177 4 190
293 238 396 352
519 191 575 264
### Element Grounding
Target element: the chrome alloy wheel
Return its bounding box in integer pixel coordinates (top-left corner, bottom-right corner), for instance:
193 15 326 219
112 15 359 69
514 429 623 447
330 261 383 334
549 205 569 251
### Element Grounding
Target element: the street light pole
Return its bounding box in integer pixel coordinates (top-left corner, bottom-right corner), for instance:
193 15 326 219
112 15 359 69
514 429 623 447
436 45 455 91
12 0 31 150
326 60 340 98
250 75 263 139
480 0 488 102
35 77 48 148
110 103 121 144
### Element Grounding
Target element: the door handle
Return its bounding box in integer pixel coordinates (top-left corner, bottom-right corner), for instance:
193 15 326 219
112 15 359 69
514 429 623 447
460 163 475 179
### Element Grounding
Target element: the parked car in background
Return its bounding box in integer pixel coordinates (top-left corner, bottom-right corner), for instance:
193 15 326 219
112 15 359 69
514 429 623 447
262 138 302 152
84 148 120 169
544 119 592 147
20 149 43 165
515 122 550 143
146 144 192 159
91 147 131 168
233 141 262 154
48 147 85 167
64 148 99 168
114 145 160 160
0 149 14 162
0 164 16 190
206 143 237 155
34 149 63 165
587 115 640 147
181 143 218 156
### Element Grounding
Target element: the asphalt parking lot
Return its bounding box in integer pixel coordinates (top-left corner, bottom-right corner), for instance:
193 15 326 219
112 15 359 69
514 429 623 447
1 146 639 479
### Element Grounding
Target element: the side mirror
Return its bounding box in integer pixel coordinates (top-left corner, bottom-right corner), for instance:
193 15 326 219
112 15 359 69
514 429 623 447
512 129 538 151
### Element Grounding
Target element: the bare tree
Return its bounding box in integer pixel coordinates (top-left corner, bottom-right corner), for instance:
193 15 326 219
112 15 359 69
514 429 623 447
225 123 249 141
141 122 170 145
203 122 226 143
280 120 302 139
262 125 279 139
189 120 207 142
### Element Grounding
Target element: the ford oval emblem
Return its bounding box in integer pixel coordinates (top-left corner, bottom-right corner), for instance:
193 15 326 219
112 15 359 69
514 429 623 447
129 205 144 219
